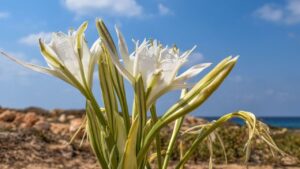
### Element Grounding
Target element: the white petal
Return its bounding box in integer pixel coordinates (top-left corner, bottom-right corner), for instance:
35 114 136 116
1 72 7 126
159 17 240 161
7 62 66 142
0 51 75 87
115 26 135 75
175 63 211 82
88 39 102 86
102 40 135 83
180 46 197 60
133 41 144 76
51 33 82 83
115 27 129 63
81 40 92 84
39 39 61 69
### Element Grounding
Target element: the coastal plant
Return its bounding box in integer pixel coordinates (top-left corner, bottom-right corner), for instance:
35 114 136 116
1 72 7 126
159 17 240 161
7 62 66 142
0 19 284 169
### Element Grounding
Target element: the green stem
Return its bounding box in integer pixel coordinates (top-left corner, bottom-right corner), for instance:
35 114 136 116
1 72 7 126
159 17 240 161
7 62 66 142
162 116 184 169
150 104 162 169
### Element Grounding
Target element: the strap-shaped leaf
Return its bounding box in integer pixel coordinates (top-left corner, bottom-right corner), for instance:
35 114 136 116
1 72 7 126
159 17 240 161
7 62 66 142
133 74 147 152
96 19 130 133
98 47 118 133
86 102 109 169
118 116 140 169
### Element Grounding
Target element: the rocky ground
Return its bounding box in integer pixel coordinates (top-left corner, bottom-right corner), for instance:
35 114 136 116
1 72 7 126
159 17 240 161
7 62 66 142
0 107 299 169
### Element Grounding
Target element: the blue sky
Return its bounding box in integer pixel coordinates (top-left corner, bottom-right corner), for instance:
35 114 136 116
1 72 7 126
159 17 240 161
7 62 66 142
0 0 299 117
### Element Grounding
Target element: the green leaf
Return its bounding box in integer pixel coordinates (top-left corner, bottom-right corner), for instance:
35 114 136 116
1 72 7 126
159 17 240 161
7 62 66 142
85 102 109 169
96 19 130 133
119 116 140 169
115 113 127 158
133 74 147 152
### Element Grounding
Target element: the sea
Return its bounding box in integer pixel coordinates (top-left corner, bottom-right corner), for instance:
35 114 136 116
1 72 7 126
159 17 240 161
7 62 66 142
201 117 300 129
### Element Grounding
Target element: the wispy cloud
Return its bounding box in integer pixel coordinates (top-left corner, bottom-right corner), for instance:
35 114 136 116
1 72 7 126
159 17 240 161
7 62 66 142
255 0 300 25
0 12 10 19
63 0 143 17
184 52 205 68
19 32 52 46
158 3 173 16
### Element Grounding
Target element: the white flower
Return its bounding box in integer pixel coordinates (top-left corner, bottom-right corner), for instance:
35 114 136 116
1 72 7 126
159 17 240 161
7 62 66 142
0 22 100 93
108 27 211 107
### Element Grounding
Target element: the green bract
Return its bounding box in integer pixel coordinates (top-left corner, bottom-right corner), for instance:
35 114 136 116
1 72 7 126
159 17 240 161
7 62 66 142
0 19 283 169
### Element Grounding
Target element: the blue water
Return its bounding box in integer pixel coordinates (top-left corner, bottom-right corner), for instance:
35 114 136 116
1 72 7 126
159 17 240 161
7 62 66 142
201 117 300 129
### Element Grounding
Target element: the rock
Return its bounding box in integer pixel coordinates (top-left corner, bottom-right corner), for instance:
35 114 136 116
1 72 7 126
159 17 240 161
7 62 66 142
48 143 73 159
34 120 50 131
50 123 69 135
0 122 16 130
21 112 39 128
280 156 299 166
13 113 25 125
0 110 16 122
58 114 67 123
67 115 76 120
69 118 82 133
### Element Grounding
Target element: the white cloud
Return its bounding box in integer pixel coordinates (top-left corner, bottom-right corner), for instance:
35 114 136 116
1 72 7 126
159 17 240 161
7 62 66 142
64 0 143 17
19 32 52 46
188 52 204 63
184 52 205 68
158 3 173 16
255 0 300 25
255 4 283 22
0 12 10 19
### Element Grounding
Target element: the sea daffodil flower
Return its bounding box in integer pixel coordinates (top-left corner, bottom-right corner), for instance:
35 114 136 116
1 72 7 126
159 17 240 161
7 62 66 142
107 27 211 107
0 22 100 94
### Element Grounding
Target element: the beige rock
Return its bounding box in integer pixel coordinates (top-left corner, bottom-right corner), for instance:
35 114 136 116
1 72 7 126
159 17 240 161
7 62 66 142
0 122 16 130
281 156 299 166
34 120 50 131
13 113 25 125
67 115 76 120
50 123 69 135
69 118 82 133
48 143 73 159
58 114 67 123
22 112 39 127
0 110 16 122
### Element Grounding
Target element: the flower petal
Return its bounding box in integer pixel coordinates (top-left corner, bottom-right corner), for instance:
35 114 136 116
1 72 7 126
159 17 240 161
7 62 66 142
88 39 102 86
39 39 62 69
0 50 75 86
51 33 82 83
115 26 129 63
102 40 135 83
175 63 211 82
81 39 92 85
